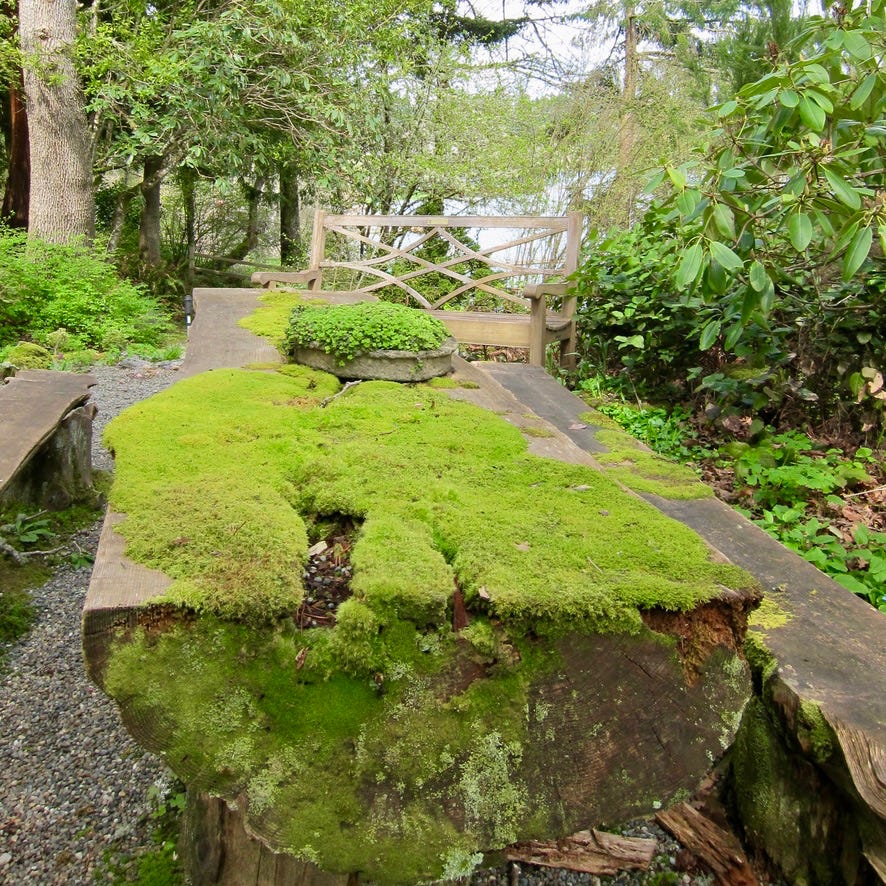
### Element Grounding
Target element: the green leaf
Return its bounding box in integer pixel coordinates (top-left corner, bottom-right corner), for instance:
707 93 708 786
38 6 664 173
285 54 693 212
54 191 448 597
724 322 744 351
717 100 738 117
798 95 826 131
850 73 878 110
842 225 873 280
699 320 721 350
676 189 700 217
749 260 769 292
787 211 814 251
712 203 735 238
807 90 834 113
666 166 687 190
843 30 872 60
643 169 666 193
708 240 743 271
823 167 862 210
675 242 703 288
779 88 800 108
803 63 830 84
880 224 886 256
741 287 758 323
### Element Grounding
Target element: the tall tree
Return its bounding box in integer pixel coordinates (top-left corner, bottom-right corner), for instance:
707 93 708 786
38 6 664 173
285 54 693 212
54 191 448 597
19 0 93 242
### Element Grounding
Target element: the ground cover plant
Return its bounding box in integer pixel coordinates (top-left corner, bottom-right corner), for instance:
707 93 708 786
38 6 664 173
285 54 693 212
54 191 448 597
101 364 756 882
0 229 177 366
285 301 450 365
586 392 886 612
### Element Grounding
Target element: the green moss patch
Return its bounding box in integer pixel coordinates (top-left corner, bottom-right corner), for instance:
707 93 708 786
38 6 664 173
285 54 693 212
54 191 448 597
106 615 548 883
238 290 304 346
105 367 749 630
103 366 757 881
593 428 714 500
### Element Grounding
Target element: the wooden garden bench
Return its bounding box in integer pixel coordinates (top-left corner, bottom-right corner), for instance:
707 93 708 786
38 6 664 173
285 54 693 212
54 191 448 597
0 369 96 511
251 211 583 369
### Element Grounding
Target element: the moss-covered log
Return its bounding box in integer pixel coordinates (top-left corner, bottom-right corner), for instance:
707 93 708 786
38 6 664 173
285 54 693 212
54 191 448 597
86 365 761 884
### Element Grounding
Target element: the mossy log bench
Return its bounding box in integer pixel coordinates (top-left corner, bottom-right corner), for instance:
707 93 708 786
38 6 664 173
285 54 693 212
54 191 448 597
250 212 582 370
0 368 96 511
83 290 885 885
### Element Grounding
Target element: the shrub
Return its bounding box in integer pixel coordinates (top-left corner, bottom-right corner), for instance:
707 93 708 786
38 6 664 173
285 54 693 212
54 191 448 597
285 301 449 365
0 228 174 356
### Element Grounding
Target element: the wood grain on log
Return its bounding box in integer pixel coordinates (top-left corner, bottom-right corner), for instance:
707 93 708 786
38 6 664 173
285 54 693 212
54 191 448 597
506 828 655 875
656 803 757 886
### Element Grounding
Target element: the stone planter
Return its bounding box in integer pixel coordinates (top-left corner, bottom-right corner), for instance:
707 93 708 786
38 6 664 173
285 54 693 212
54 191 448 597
292 336 457 382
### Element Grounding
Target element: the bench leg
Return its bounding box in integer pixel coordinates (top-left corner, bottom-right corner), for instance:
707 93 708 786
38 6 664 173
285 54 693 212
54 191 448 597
560 326 577 372
529 299 546 367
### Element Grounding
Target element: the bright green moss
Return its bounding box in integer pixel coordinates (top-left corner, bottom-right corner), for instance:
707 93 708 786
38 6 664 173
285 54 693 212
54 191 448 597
6 341 52 369
238 291 304 345
593 429 714 500
105 368 752 629
105 615 544 883
103 366 757 882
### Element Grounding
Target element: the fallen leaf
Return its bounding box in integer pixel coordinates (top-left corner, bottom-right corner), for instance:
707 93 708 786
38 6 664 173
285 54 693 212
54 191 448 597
569 422 588 430
515 541 531 551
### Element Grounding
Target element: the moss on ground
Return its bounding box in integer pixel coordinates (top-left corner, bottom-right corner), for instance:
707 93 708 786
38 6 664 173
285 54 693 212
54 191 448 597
103 365 757 882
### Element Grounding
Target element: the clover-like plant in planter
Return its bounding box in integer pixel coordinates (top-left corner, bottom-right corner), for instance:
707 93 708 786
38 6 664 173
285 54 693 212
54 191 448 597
284 301 457 381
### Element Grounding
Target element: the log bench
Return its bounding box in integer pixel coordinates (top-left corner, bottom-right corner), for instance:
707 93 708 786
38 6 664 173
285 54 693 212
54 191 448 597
251 211 583 369
0 369 96 511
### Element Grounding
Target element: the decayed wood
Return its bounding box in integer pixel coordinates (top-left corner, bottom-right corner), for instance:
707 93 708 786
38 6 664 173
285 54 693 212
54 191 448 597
250 211 582 369
656 803 758 886
506 829 656 875
0 369 95 500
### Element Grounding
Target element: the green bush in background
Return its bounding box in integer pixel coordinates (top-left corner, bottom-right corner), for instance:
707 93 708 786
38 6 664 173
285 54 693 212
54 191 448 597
0 229 174 362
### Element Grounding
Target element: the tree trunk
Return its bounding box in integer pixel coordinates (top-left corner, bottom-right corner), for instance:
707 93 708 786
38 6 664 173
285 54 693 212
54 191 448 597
19 0 94 243
615 5 639 223
1 83 30 228
279 163 302 267
180 166 197 289
139 154 164 266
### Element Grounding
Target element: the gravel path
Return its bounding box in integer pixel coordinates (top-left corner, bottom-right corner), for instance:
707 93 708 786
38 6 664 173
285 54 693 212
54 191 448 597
0 360 736 886
0 361 181 886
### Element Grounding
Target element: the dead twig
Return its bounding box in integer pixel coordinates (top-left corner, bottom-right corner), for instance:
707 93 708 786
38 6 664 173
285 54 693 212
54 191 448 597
320 380 362 408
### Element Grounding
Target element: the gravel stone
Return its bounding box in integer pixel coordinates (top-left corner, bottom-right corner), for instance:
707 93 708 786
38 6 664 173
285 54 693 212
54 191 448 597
0 361 181 886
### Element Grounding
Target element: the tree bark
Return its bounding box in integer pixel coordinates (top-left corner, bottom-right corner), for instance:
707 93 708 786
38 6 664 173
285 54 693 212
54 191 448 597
279 162 302 267
19 0 94 243
615 5 639 222
1 83 30 228
139 154 164 266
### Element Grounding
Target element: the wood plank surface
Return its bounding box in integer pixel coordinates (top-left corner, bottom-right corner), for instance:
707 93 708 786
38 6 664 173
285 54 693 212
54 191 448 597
0 369 95 495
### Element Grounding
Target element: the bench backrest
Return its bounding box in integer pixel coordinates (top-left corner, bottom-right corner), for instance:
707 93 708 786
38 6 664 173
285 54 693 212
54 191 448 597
307 211 582 311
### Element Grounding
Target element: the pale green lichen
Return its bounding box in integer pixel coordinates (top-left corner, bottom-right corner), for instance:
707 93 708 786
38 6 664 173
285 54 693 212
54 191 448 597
749 596 792 630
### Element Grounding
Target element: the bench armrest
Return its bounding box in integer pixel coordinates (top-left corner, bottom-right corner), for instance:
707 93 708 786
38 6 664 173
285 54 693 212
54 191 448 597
522 282 571 301
251 270 320 288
